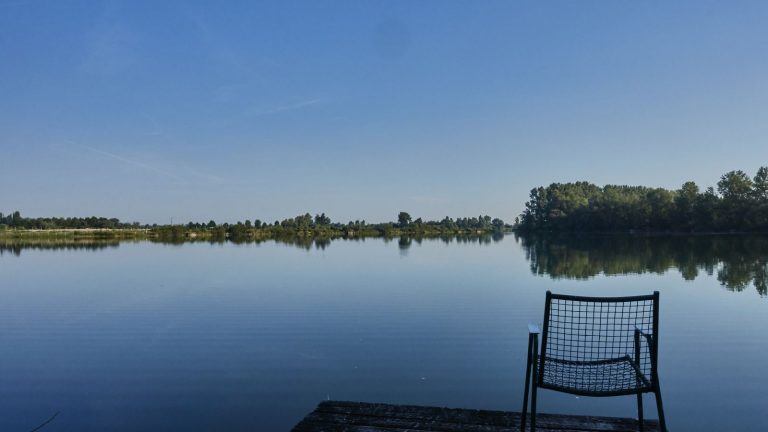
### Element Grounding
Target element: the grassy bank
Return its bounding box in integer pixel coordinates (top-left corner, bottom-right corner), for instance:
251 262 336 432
0 228 151 240
0 226 505 243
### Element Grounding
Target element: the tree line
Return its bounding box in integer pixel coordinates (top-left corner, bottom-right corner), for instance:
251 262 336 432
1 210 508 239
158 211 508 241
174 211 505 231
0 211 140 230
517 167 768 232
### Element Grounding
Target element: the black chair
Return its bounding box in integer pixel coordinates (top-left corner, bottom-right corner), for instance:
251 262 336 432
521 291 667 432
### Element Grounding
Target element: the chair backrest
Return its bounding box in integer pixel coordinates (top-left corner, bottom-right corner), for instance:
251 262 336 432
539 291 659 386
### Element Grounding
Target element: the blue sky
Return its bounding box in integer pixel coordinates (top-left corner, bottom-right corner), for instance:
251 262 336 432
2 1 767 224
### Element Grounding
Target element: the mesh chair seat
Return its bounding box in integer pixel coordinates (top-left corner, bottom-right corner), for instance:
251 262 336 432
539 355 652 396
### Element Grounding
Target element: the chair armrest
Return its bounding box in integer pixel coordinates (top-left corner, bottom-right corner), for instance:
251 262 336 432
634 326 656 360
528 323 540 334
634 326 654 342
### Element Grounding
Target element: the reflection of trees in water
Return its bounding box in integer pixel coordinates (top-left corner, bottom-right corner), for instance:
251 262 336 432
197 233 503 252
436 233 503 246
238 233 502 251
0 239 121 256
3 234 506 257
515 233 768 296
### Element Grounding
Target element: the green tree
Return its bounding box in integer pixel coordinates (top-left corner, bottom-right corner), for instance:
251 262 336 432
397 212 412 227
718 170 754 230
675 181 700 230
752 166 768 201
646 188 675 229
718 170 753 201
314 213 331 225
11 211 21 227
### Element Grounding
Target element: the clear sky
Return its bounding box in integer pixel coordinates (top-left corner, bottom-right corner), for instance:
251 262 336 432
2 1 767 224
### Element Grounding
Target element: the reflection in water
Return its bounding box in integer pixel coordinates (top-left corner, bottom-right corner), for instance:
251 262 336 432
1 233 505 256
515 233 768 296
6 234 765 296
0 239 122 256
151 233 505 251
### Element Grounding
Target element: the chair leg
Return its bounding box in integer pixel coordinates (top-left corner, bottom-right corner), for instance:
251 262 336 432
521 334 533 431
654 383 667 432
634 329 644 432
530 336 539 432
530 381 538 432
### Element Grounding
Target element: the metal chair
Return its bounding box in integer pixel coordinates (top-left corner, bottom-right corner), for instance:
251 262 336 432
521 291 667 432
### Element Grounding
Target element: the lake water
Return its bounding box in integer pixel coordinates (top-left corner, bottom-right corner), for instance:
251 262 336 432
1 234 766 431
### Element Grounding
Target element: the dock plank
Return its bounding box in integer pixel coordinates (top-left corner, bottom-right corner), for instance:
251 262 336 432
292 401 659 432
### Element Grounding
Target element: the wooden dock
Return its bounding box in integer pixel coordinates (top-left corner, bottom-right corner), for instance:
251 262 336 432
292 400 659 432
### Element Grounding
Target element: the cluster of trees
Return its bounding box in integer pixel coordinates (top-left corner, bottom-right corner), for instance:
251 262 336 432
1 210 507 233
175 212 507 236
394 212 505 230
0 211 139 230
517 167 768 232
178 213 506 230
1 210 509 242
179 213 332 230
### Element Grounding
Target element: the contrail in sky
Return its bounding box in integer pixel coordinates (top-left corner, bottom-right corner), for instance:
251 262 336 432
80 144 184 182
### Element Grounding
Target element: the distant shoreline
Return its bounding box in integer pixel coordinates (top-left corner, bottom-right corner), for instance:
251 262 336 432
511 229 768 236
0 226 505 241
1 228 150 233
4 228 766 236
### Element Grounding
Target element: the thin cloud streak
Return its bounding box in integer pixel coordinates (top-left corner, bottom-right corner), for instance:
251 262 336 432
80 144 184 182
207 97 326 129
73 142 250 187
248 98 324 117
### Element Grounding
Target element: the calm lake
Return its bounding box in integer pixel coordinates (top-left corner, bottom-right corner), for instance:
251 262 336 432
1 234 767 431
